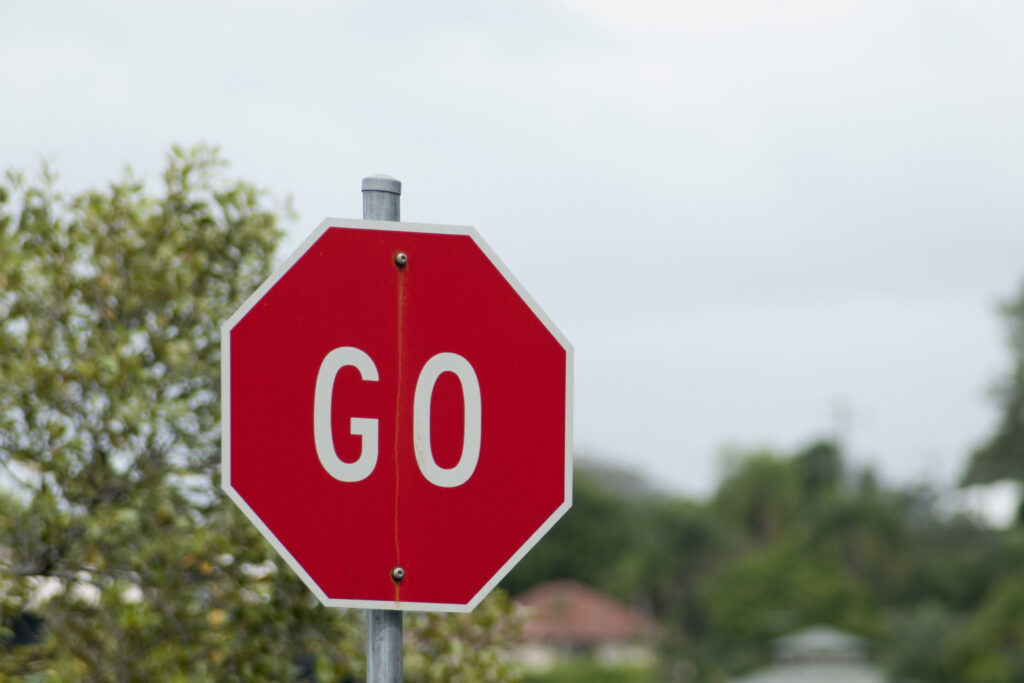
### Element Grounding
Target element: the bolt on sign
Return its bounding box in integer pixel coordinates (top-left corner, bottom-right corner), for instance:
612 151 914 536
221 219 573 611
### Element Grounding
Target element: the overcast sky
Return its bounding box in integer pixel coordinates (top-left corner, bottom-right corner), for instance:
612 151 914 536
3 0 1023 495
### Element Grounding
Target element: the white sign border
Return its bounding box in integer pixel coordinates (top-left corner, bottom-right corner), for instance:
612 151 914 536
221 218 574 613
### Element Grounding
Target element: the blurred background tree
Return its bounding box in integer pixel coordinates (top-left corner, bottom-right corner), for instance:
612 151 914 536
505 438 1024 681
963 283 1024 486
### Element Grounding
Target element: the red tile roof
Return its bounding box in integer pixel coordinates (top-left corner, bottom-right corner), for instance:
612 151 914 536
515 580 662 646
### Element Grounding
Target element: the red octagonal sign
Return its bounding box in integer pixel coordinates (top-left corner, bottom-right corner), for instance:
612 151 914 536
222 219 572 612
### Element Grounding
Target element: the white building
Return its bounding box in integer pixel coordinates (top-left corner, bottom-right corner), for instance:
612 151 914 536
733 625 884 683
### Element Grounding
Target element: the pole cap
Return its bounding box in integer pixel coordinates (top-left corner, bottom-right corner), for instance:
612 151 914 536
362 174 402 195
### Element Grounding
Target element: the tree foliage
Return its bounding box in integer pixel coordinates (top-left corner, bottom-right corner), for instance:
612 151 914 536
507 439 1024 682
405 591 522 683
949 571 1024 682
0 146 364 681
0 148 519 682
964 282 1024 485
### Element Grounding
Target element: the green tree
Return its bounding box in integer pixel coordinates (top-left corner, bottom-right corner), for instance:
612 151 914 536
805 491 907 599
0 146 363 681
885 602 961 683
792 440 843 503
701 538 883 668
712 450 802 547
405 591 522 683
964 282 1024 484
948 573 1024 683
0 148 519 682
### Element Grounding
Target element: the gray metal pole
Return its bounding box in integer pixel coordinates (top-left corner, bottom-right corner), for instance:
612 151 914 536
362 173 403 683
366 609 403 683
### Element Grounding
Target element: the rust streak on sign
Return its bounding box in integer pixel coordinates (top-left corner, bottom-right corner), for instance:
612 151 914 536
392 257 406 602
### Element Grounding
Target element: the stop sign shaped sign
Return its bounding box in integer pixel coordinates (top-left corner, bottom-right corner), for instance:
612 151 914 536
222 219 572 611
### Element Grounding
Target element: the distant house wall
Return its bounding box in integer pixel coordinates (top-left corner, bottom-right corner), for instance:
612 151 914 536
513 579 663 671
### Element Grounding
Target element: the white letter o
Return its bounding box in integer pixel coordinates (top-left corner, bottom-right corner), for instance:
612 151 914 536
413 352 482 488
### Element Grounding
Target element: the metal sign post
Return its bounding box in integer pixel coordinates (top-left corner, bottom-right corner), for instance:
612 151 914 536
361 174 403 683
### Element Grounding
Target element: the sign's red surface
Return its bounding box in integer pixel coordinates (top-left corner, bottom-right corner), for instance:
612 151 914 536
222 220 572 612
